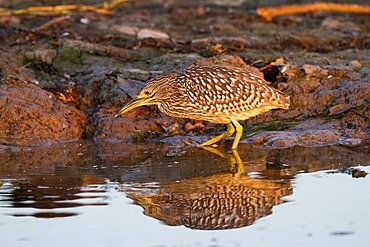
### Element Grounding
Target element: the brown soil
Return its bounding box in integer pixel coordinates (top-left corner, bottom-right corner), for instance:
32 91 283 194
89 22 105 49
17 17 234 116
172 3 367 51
0 0 369 150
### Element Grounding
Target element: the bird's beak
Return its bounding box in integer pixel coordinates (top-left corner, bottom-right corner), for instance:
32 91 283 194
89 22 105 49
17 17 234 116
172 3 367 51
114 98 145 117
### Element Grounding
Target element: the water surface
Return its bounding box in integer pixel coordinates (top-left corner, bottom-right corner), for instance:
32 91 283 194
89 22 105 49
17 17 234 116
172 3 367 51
0 141 369 247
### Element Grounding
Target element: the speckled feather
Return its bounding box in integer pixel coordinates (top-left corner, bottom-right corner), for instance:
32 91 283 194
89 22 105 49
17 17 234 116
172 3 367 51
151 65 290 124
115 64 290 149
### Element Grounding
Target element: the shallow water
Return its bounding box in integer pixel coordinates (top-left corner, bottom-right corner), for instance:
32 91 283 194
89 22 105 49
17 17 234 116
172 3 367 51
0 141 369 247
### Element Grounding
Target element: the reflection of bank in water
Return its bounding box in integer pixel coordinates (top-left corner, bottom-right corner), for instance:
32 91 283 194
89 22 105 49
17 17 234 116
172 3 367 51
0 175 110 219
125 172 292 230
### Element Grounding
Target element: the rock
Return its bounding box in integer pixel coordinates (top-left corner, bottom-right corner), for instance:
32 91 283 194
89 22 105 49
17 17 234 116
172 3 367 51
280 63 303 81
246 129 340 149
192 55 264 78
53 39 132 73
338 137 362 146
298 78 321 93
23 49 58 65
329 104 354 116
110 25 138 36
93 109 162 143
320 17 361 33
244 117 369 149
349 60 362 68
184 122 195 132
116 76 145 99
302 64 320 75
202 0 245 7
0 78 86 146
320 18 343 30
124 68 151 81
0 16 21 26
137 29 170 40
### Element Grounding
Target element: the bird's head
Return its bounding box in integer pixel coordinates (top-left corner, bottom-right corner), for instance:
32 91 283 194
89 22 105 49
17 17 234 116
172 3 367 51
115 73 177 117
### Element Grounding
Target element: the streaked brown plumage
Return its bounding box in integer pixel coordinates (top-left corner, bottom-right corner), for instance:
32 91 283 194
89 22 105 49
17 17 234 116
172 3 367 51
115 65 290 149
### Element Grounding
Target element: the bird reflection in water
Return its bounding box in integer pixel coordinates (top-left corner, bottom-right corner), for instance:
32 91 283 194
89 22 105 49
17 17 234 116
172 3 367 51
125 147 293 230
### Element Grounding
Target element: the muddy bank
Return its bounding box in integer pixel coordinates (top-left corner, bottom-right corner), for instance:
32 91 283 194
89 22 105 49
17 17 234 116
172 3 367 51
0 0 369 150
0 78 86 146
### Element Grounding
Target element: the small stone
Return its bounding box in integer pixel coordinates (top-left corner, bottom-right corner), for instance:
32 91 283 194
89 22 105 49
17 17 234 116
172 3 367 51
349 60 362 68
0 16 21 25
298 79 321 93
320 18 342 30
184 122 195 132
351 169 367 178
79 18 89 24
320 17 360 32
281 64 301 78
168 127 180 136
302 64 320 75
194 122 205 129
277 82 289 91
166 149 187 157
110 25 138 36
137 29 170 40
338 137 362 146
329 104 354 116
127 68 151 81
23 49 57 64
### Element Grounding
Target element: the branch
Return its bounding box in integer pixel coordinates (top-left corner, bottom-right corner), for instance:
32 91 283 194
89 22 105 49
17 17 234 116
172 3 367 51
0 0 127 16
257 2 370 21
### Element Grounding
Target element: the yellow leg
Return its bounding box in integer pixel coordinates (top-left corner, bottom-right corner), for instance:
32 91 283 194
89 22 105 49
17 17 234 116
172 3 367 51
200 146 244 175
231 119 243 150
231 149 244 174
199 123 235 147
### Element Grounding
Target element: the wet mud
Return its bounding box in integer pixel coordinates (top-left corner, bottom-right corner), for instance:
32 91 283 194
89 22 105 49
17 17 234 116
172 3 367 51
0 0 369 150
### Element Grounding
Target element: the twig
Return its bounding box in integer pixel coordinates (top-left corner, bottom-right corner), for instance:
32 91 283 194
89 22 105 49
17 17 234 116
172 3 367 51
32 15 70 32
0 0 127 16
257 1 370 21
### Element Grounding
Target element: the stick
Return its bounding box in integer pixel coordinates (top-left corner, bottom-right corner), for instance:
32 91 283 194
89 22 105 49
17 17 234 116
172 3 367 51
257 2 370 21
32 15 70 32
0 0 127 16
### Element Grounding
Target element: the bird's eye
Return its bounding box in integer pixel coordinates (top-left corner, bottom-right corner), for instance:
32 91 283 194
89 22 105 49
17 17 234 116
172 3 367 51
144 90 151 96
